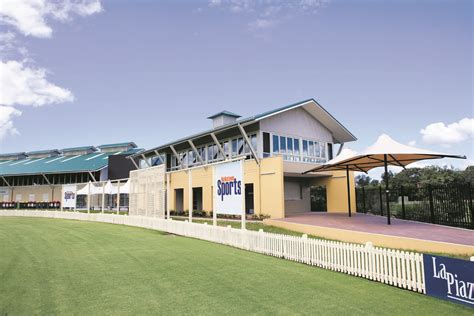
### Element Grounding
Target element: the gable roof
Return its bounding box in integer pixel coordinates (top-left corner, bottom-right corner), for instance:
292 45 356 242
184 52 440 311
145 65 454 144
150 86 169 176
254 99 357 143
133 98 356 159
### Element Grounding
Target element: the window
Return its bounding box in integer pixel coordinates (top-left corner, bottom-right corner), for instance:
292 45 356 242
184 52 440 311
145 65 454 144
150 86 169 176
272 135 279 153
280 136 286 152
294 138 300 155
224 141 230 158
303 140 308 156
232 139 238 157
328 143 333 160
287 137 293 154
213 144 219 160
238 138 244 155
263 132 270 157
308 141 314 157
250 134 257 153
314 141 320 157
207 145 213 162
320 143 326 158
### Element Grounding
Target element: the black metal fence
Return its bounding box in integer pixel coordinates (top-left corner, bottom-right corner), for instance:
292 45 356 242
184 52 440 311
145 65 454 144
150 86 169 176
356 184 473 230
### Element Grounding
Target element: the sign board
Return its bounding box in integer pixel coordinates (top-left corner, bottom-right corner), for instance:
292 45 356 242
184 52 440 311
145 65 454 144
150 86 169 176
423 254 474 307
213 160 244 215
62 184 77 208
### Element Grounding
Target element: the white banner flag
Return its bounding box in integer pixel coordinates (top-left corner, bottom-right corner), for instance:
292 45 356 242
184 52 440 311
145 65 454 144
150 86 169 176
62 184 77 208
214 160 244 215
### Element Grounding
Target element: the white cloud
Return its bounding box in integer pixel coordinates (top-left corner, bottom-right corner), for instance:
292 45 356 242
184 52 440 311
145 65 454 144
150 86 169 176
0 106 22 140
408 140 416 146
421 118 474 146
208 0 329 31
0 1 102 144
0 0 102 38
249 18 276 29
0 60 74 107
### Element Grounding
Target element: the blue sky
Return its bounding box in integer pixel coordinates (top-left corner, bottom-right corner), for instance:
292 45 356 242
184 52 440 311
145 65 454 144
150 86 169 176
0 0 472 177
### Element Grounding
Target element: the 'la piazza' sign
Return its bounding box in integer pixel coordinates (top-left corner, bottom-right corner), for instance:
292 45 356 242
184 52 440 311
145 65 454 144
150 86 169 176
423 254 473 307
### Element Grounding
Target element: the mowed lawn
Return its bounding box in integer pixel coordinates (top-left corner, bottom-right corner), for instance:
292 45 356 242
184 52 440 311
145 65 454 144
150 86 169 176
0 218 470 315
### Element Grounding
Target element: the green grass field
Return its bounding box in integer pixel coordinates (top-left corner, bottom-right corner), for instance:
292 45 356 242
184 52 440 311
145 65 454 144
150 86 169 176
0 218 470 315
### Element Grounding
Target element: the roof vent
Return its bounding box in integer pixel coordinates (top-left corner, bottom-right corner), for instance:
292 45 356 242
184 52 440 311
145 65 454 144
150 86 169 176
61 146 97 156
0 152 28 161
97 142 137 153
26 149 60 159
207 111 241 129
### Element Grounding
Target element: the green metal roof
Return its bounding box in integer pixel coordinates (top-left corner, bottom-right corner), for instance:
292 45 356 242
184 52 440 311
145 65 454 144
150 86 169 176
207 111 241 119
97 142 137 149
0 148 143 177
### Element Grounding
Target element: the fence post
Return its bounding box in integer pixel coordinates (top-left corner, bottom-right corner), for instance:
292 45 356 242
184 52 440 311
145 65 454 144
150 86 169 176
379 186 383 216
362 186 366 214
428 185 435 224
400 186 406 219
469 184 473 229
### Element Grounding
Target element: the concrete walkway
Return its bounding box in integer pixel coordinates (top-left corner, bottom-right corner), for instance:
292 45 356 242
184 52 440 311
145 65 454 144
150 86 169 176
265 212 474 255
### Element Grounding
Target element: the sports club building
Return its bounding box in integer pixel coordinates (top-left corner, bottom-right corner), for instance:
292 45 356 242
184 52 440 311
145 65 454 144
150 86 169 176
130 99 357 219
0 142 141 208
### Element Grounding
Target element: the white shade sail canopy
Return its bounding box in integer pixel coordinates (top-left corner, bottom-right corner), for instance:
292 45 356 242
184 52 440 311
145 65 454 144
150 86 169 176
303 134 466 174
76 180 130 195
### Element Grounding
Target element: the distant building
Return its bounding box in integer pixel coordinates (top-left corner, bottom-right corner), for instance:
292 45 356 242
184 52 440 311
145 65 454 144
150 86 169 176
0 142 141 203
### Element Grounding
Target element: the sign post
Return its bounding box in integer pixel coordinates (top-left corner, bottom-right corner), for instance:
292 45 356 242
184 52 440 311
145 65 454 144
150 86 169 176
213 160 245 229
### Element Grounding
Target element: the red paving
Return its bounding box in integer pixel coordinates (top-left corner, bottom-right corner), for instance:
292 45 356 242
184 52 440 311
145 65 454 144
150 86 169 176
277 213 474 246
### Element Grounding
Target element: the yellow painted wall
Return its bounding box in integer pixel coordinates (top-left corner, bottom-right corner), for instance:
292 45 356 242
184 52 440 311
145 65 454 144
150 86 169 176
10 185 62 202
310 170 356 213
166 156 285 218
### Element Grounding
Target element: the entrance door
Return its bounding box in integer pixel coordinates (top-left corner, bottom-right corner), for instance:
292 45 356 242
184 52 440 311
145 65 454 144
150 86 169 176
192 187 203 211
245 184 254 214
310 185 327 212
175 188 184 212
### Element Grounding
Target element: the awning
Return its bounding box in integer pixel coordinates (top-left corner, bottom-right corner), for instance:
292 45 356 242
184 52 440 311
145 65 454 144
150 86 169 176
303 134 466 225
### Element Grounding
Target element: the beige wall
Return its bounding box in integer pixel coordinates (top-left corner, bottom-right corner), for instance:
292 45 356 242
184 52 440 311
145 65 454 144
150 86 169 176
166 156 285 218
9 185 62 202
310 170 356 213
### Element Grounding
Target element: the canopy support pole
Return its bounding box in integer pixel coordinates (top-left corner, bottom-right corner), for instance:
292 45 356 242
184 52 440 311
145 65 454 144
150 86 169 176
346 165 351 217
384 154 391 225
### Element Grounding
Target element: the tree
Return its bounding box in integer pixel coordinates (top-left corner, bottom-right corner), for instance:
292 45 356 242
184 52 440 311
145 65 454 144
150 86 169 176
355 174 372 187
380 170 394 186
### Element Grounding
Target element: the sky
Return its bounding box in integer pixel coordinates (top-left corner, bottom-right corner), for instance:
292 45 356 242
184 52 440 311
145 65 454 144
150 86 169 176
0 0 472 179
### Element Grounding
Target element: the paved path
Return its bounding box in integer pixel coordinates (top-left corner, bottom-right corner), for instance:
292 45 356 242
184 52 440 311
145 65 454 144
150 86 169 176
279 213 474 246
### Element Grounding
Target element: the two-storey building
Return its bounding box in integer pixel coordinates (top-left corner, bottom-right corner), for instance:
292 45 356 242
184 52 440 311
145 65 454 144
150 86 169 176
132 99 357 218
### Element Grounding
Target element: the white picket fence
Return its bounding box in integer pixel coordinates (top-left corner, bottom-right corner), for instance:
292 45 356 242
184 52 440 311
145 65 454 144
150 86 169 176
0 210 426 293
